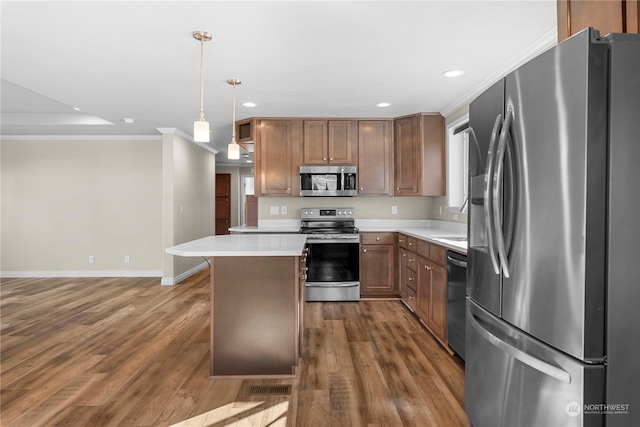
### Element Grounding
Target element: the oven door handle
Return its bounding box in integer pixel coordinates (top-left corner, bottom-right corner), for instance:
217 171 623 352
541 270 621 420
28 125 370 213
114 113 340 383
306 282 359 288
305 238 360 244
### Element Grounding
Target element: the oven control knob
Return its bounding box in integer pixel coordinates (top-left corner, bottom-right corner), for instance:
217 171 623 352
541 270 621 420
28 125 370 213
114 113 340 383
348 210 353 215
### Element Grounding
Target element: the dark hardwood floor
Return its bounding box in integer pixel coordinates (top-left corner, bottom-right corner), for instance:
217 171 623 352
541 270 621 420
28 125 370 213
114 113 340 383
1 270 467 426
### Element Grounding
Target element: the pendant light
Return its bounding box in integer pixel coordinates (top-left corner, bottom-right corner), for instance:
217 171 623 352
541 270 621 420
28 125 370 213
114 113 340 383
227 79 242 159
193 31 212 142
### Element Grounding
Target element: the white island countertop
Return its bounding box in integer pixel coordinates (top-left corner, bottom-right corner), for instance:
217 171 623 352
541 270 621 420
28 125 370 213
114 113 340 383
166 234 307 257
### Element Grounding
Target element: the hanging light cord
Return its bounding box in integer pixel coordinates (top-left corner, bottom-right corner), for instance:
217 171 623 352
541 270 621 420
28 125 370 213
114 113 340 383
231 82 237 142
198 37 205 121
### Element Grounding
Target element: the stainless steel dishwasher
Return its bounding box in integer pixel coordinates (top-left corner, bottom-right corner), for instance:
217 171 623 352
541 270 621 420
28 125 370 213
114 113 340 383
447 250 467 361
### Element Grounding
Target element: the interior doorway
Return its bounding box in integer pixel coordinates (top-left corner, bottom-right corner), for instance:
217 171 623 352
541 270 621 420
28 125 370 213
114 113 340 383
215 174 231 235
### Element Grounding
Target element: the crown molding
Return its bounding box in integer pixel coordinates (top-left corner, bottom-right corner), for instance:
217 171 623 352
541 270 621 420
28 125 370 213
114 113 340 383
156 127 219 155
441 27 558 118
0 134 162 141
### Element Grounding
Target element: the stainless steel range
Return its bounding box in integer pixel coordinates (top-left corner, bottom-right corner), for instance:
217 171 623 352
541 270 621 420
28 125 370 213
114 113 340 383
300 208 360 301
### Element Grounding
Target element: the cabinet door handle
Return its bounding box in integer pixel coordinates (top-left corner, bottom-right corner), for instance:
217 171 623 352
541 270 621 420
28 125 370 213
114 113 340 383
408 243 414 246
397 187 400 191
402 253 407 257
329 157 333 161
363 249 367 253
360 187 364 191
408 277 414 281
287 187 291 192
376 237 380 241
323 157 327 161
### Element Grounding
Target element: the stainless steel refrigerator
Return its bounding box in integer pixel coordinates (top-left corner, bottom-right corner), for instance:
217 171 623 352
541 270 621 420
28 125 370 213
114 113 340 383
465 28 639 427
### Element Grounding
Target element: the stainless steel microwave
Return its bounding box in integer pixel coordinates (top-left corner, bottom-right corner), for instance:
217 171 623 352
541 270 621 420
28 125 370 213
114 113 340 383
300 165 357 197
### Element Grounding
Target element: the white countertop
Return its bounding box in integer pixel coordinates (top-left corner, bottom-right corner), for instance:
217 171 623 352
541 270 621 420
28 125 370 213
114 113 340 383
229 219 468 254
165 234 307 257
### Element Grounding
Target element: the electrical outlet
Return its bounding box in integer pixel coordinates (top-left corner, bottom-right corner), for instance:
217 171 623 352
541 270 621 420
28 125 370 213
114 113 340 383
453 213 459 221
391 206 398 215
124 255 131 263
270 205 279 215
89 255 95 263
439 205 443 216
281 206 288 215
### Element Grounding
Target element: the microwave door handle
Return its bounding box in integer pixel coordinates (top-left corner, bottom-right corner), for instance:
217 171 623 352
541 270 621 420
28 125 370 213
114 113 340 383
340 168 345 196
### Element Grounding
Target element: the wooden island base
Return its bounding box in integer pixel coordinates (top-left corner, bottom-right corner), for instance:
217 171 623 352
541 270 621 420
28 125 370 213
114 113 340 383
210 255 304 378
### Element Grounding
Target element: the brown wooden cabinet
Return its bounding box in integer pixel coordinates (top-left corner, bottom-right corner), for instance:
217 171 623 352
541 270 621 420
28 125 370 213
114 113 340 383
393 113 446 196
357 120 393 196
254 119 302 196
417 242 449 348
399 234 450 350
360 232 397 297
302 120 356 165
557 0 639 43
398 233 418 311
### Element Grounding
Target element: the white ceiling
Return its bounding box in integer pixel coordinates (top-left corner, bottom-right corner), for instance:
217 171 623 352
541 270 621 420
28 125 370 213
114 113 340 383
1 1 558 164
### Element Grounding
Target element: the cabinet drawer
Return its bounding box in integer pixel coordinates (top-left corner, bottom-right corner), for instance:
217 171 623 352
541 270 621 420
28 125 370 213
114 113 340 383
361 232 395 245
407 269 417 291
406 236 417 251
398 233 408 249
416 239 430 258
407 252 417 272
430 244 447 266
405 286 417 311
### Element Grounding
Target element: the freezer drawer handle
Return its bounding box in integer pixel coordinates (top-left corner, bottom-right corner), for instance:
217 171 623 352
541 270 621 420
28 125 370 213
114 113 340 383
447 256 467 268
469 309 571 383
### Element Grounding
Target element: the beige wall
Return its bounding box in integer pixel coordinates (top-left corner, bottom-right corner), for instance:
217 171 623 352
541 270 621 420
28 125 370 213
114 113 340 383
258 196 432 220
1 137 163 274
161 131 216 283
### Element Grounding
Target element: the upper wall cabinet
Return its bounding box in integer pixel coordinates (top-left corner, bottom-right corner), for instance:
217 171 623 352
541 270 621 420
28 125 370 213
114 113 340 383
303 120 357 165
357 120 393 196
254 119 302 197
557 0 639 42
394 113 446 196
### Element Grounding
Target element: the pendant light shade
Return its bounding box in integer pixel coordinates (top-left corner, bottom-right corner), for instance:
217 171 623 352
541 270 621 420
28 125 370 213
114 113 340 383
227 79 242 159
193 31 212 143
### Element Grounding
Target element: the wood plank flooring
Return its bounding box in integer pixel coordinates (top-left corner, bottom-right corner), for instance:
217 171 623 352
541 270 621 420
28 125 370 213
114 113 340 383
1 270 467 426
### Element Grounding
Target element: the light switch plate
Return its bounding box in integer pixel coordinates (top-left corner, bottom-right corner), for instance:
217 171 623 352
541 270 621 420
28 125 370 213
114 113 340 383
270 205 279 215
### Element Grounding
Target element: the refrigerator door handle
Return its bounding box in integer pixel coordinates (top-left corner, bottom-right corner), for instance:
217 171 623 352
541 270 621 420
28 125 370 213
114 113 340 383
493 109 512 278
484 114 502 275
468 305 571 383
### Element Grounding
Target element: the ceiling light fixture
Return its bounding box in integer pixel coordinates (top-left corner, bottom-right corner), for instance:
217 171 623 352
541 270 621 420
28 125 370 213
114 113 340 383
377 102 391 107
227 79 242 160
243 102 257 108
442 70 465 78
193 31 212 143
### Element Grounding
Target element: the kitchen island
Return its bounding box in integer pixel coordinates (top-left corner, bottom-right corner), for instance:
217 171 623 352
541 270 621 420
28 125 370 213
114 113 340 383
166 234 307 378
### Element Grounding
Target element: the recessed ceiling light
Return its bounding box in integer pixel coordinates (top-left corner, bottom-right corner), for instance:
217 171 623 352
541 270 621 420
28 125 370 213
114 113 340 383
73 107 81 111
243 102 257 107
123 118 135 124
442 70 466 78
376 102 391 108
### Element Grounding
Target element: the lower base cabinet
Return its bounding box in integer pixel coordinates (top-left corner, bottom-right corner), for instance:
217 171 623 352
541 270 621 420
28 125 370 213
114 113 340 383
399 233 450 350
360 232 397 297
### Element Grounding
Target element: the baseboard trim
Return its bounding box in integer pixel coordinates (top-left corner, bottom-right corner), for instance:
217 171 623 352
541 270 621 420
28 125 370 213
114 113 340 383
160 261 209 286
0 270 162 279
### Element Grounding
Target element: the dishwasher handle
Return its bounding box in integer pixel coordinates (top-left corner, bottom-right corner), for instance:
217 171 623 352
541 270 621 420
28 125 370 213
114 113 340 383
447 256 467 269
